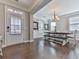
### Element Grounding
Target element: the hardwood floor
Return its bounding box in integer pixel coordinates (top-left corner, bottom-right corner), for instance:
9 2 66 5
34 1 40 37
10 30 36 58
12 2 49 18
0 39 79 59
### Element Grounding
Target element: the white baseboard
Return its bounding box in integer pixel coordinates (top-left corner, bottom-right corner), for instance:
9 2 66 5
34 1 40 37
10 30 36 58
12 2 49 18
29 40 34 42
24 40 34 43
2 40 34 48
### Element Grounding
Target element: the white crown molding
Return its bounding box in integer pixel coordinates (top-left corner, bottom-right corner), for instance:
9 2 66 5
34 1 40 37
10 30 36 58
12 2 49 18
29 0 43 12
59 10 79 16
0 0 28 12
30 0 52 14
0 0 52 13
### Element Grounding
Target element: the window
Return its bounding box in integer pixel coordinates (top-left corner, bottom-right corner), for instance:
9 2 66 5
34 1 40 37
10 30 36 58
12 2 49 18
39 21 44 30
10 15 21 34
44 24 49 30
69 16 79 31
51 22 56 31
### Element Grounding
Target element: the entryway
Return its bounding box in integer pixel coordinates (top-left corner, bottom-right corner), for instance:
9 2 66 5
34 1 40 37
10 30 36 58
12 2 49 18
5 6 25 46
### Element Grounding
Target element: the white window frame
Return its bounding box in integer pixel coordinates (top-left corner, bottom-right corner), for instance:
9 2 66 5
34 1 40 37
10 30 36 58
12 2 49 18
10 14 22 35
50 22 56 31
69 16 79 31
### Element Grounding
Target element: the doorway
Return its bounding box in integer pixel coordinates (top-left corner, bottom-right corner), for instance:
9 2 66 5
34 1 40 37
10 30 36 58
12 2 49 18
5 6 24 46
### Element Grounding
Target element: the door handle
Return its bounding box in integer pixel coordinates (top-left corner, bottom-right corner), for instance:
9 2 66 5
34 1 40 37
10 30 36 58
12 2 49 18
7 26 10 32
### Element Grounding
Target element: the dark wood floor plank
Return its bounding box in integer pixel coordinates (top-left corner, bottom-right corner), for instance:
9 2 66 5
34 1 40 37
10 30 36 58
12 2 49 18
0 39 79 59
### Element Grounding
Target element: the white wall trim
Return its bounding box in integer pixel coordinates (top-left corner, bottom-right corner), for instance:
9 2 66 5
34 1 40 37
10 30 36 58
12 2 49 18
2 40 34 48
24 40 34 43
0 0 28 12
59 10 79 16
29 40 34 42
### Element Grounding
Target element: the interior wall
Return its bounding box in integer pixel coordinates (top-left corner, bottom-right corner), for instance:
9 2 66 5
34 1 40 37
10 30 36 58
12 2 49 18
33 20 44 39
0 3 5 44
56 11 79 32
30 14 34 41
56 11 79 40
33 18 50 39
24 12 30 42
0 2 30 45
56 16 69 32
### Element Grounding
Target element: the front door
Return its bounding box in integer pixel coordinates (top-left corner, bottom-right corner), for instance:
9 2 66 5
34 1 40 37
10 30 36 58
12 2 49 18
5 6 24 46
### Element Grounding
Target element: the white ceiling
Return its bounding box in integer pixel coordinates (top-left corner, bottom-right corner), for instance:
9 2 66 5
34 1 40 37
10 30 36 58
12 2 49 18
34 0 79 20
15 0 40 11
0 0 41 11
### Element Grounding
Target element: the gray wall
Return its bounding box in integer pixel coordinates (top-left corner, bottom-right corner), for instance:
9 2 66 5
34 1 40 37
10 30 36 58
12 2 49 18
0 3 5 44
33 18 50 39
56 16 69 32
33 20 44 38
56 11 79 32
24 12 30 42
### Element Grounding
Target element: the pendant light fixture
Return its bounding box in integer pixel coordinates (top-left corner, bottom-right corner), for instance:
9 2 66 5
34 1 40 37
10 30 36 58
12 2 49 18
53 11 60 22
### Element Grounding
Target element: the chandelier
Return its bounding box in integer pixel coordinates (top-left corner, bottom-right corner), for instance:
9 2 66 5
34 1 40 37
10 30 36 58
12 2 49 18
52 11 60 22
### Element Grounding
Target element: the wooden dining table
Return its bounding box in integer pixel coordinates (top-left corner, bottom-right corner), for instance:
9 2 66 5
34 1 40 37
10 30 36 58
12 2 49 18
45 31 73 37
44 31 73 45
